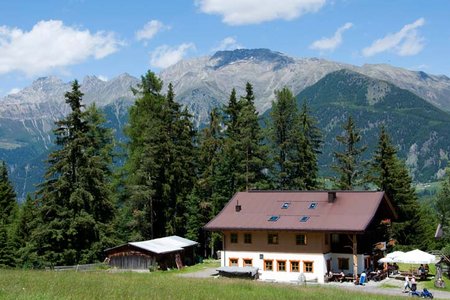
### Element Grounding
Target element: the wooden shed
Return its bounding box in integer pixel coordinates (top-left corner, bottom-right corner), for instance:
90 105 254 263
105 235 198 270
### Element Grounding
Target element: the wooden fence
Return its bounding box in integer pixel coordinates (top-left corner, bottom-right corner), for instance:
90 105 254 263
52 263 105 271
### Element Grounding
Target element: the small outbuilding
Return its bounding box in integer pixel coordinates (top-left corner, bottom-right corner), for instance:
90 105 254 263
105 235 198 270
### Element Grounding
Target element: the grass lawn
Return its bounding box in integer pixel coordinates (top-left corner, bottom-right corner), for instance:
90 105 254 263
397 263 450 292
0 263 407 300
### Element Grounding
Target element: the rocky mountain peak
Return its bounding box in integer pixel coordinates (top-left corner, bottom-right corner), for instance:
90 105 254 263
210 48 295 70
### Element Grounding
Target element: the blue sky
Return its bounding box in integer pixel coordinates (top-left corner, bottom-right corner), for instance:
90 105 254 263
0 0 448 96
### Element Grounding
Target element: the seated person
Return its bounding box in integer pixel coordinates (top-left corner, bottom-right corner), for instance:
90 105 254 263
393 263 399 275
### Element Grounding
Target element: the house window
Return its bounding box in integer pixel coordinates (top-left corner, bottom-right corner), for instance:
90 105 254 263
243 259 253 267
229 258 239 266
324 234 329 245
296 234 307 245
268 233 279 244
277 260 286 272
264 260 273 271
230 233 238 243
338 258 349 270
290 261 300 272
244 233 252 244
303 261 314 273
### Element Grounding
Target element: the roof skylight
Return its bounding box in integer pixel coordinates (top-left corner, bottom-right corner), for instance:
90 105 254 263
309 202 317 209
299 216 310 222
281 202 290 209
268 215 280 222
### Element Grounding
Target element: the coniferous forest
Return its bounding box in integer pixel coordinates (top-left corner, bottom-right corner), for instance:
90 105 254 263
1 70 449 268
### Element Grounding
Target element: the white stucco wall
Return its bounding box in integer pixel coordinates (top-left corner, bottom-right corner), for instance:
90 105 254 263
221 250 327 283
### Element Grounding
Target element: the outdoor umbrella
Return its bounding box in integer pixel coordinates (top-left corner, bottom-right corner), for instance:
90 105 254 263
396 249 437 264
377 251 405 263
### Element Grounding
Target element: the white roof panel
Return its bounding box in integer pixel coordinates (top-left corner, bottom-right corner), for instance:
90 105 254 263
129 235 198 254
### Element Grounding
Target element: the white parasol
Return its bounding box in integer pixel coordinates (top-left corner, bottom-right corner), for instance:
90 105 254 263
396 249 437 264
377 251 405 263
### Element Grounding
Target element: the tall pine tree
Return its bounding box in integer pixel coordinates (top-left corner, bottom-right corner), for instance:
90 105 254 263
234 82 269 191
32 81 115 265
333 116 367 190
370 126 421 246
297 100 322 189
269 87 301 189
125 71 196 240
0 161 17 267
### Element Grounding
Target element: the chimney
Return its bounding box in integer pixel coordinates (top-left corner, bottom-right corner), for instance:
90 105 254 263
235 200 242 212
328 191 336 203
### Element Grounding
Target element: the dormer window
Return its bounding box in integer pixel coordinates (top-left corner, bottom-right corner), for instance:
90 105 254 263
308 202 317 209
281 202 290 209
268 215 280 222
299 216 310 222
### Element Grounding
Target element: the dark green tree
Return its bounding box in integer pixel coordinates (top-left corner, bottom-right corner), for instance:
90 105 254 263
125 71 196 240
434 169 450 248
186 108 225 256
297 100 322 189
269 87 300 189
0 161 17 267
370 126 422 246
14 194 41 267
333 116 367 190
32 81 115 265
234 82 269 191
0 161 17 224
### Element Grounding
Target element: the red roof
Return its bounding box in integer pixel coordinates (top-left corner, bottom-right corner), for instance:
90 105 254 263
204 191 395 233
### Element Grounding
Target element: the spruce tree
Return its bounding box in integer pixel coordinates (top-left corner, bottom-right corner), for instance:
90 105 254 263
333 116 367 190
434 168 450 247
33 81 115 265
14 194 40 267
0 161 17 267
370 126 422 246
125 71 196 239
234 82 269 191
0 161 17 225
186 108 225 255
126 71 165 239
269 87 301 189
297 100 322 189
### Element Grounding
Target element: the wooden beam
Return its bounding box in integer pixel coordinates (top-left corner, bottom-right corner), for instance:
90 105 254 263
353 234 358 283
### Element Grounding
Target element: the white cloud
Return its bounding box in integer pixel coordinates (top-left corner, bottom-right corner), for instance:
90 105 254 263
135 20 170 41
150 43 196 69
310 22 353 52
0 20 122 76
196 0 326 25
212 37 243 52
362 18 425 57
8 88 21 95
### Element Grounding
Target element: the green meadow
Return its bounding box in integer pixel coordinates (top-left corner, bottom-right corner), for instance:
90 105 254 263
0 263 406 300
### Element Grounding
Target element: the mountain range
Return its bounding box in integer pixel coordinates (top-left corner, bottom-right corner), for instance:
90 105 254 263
1 48 450 198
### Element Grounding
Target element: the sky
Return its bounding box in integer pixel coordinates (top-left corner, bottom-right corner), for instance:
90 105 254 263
0 0 448 96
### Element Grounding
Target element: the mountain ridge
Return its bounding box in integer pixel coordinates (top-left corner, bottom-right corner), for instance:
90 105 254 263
293 69 450 182
1 48 450 197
